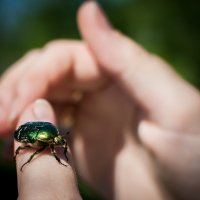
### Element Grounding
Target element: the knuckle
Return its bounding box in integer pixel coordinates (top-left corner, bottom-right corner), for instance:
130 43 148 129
44 39 71 52
23 48 41 60
43 39 85 54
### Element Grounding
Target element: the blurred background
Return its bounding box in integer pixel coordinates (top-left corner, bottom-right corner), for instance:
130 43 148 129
0 0 199 199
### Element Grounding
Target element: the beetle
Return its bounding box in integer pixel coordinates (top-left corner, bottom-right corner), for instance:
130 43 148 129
14 121 69 171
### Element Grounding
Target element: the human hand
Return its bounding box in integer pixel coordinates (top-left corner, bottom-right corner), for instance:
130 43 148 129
15 99 82 200
1 1 200 200
76 2 200 200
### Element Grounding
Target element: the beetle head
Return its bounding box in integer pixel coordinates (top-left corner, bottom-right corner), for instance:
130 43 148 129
54 135 65 145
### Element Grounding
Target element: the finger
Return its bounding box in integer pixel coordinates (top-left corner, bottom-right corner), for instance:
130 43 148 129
78 1 200 132
1 40 106 136
15 99 81 200
0 50 40 135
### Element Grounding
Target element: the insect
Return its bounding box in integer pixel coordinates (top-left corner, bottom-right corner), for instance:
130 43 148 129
14 121 69 171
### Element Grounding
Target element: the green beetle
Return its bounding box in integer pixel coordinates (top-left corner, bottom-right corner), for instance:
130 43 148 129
14 121 69 171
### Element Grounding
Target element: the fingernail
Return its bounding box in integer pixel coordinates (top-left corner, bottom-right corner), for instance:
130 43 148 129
33 99 51 120
92 1 112 30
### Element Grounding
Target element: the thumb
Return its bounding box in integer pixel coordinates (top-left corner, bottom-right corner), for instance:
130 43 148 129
77 1 200 132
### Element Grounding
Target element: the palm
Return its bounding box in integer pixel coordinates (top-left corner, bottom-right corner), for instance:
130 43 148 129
71 81 200 200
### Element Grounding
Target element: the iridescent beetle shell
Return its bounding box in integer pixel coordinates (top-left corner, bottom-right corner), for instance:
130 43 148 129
14 121 69 171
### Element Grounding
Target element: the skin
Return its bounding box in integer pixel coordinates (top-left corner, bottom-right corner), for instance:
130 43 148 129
0 1 200 200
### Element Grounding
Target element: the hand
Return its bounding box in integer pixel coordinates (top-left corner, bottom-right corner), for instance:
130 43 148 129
0 1 200 200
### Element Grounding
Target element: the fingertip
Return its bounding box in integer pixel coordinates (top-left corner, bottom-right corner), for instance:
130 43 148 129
138 120 179 161
78 0 112 38
77 1 96 24
77 0 127 75
33 99 56 124
16 99 56 127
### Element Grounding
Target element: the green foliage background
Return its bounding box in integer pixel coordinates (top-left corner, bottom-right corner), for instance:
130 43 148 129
0 0 199 199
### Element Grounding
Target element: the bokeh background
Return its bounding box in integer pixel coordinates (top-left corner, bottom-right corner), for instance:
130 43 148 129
0 0 199 199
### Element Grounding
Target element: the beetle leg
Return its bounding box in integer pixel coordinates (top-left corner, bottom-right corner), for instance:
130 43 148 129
62 139 69 161
14 145 32 160
50 144 68 167
20 145 46 171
